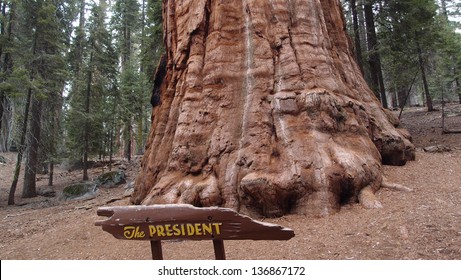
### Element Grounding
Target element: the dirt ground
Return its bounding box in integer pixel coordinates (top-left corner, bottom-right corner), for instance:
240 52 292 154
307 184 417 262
1 104 460 260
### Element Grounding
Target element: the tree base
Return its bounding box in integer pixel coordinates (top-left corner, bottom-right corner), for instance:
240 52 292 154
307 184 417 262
133 89 414 218
132 0 415 218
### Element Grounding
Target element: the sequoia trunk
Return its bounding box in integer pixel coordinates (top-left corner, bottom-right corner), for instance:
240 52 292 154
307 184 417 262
132 0 415 217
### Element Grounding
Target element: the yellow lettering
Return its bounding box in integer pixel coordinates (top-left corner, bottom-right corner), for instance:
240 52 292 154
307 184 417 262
123 226 136 239
202 223 212 235
186 224 195 235
156 225 165 237
194 223 202 235
149 225 156 237
172 224 181 236
165 224 173 237
123 226 145 239
142 222 223 238
213 223 222 235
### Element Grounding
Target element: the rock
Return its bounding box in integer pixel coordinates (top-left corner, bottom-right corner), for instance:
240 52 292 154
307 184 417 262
124 181 135 197
124 181 134 190
95 171 126 188
423 145 452 153
62 182 98 200
37 186 56 198
399 226 409 240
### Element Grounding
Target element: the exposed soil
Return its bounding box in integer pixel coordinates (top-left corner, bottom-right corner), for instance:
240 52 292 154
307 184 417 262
1 104 460 260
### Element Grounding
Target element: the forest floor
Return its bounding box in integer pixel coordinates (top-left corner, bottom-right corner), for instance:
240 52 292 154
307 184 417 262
1 104 461 260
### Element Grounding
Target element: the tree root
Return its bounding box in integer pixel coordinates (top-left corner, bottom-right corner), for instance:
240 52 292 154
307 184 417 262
381 178 413 192
359 178 412 209
358 186 383 209
443 128 461 134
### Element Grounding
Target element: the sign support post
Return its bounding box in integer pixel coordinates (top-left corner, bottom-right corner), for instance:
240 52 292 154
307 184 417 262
150 240 163 260
212 239 226 260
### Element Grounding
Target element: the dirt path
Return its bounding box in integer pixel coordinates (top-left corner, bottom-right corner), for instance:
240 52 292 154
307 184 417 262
1 105 460 260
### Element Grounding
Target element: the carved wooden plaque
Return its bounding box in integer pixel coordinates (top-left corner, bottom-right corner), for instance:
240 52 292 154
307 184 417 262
95 204 295 241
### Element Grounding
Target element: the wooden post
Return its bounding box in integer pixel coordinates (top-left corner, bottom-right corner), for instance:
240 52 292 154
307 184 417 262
212 240 226 260
150 240 163 260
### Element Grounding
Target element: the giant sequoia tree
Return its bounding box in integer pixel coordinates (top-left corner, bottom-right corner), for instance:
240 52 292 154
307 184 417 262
132 0 415 217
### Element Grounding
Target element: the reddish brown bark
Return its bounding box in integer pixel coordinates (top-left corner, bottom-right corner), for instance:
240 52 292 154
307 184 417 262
132 0 414 217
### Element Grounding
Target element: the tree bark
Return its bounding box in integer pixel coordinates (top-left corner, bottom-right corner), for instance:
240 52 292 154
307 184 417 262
124 122 132 161
8 85 32 205
22 95 42 198
21 24 41 199
349 0 364 74
83 49 94 181
137 0 147 156
416 39 434 112
456 77 461 104
133 0 415 217
453 65 461 104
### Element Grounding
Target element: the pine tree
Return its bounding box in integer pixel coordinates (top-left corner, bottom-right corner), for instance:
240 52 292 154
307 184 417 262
0 1 16 152
65 0 118 180
346 0 365 74
376 0 439 111
141 0 163 79
363 1 388 108
436 0 461 104
20 0 69 197
112 0 140 161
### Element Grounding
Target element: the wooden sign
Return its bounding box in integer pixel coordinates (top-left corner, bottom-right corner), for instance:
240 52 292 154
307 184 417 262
95 204 294 259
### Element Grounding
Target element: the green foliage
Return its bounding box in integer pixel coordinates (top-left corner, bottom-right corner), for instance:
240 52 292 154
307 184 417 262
1 0 165 192
377 0 437 86
112 0 140 63
342 0 461 106
432 11 461 101
142 0 164 79
65 0 118 162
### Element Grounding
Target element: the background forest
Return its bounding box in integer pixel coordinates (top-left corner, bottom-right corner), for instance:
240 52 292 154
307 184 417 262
0 0 460 203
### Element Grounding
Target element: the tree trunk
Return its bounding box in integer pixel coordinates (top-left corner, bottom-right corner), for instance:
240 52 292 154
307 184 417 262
8 86 32 205
0 1 16 152
456 77 461 104
109 123 114 171
0 95 8 152
349 0 364 74
22 95 42 198
83 50 93 181
453 65 461 104
0 0 5 149
364 1 388 109
416 39 434 112
137 114 143 155
137 0 147 156
0 96 4 151
21 25 41 199
133 0 415 217
75 0 86 76
124 122 132 161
